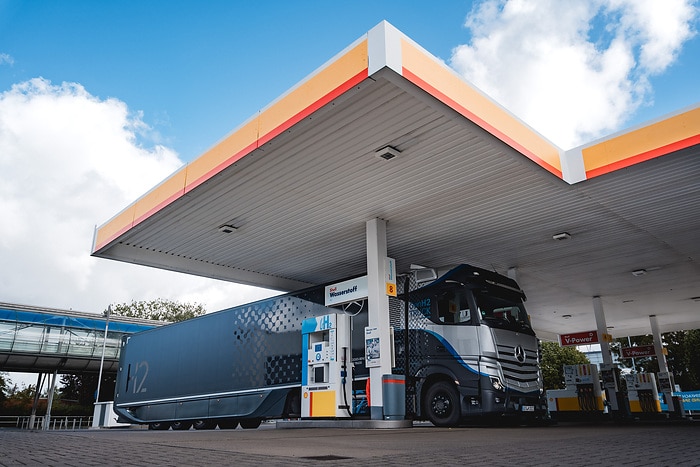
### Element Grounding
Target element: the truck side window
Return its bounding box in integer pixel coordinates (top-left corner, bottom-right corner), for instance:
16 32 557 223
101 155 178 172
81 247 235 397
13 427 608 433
436 290 471 324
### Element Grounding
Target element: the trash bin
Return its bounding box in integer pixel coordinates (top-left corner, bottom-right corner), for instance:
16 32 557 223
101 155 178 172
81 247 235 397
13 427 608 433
382 374 405 420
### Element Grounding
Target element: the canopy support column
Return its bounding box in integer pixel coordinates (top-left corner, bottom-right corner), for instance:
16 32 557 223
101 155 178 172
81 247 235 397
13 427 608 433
593 296 618 411
649 314 674 412
366 218 392 420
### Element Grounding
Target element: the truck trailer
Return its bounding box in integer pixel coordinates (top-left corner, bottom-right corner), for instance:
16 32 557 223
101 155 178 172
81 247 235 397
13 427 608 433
113 264 545 428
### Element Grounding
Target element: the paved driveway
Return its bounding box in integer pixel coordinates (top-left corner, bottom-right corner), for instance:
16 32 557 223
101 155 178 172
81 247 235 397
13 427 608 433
1 421 698 466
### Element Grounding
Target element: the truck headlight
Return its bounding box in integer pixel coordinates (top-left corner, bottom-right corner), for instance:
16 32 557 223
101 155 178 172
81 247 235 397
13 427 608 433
490 376 504 391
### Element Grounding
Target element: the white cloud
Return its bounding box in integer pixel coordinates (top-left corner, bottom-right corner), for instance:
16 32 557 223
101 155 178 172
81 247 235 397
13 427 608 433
0 78 277 315
450 0 697 148
0 53 13 66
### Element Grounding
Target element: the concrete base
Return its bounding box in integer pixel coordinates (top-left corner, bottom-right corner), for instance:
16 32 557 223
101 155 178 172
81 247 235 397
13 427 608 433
276 419 413 429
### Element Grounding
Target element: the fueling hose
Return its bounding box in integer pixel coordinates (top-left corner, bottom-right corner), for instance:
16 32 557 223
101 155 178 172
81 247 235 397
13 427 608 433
342 346 353 417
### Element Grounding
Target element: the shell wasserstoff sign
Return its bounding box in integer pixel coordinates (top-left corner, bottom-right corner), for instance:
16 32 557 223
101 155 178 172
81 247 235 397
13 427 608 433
324 276 368 306
559 330 599 346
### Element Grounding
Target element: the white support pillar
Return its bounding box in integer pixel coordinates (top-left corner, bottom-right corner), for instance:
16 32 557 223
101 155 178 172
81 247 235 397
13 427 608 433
43 370 58 430
592 296 618 411
366 218 392 420
649 314 674 412
592 296 613 366
29 372 45 430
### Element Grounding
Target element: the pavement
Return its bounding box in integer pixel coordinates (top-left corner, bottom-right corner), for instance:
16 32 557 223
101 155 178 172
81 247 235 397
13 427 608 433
1 420 698 466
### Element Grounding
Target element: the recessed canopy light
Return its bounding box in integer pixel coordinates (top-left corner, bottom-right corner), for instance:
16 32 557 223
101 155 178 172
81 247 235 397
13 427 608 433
552 232 571 240
632 269 647 277
218 224 237 234
561 314 572 319
375 145 401 161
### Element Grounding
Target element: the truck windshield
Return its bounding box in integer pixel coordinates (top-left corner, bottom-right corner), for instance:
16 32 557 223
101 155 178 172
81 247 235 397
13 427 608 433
474 289 534 335
409 281 474 325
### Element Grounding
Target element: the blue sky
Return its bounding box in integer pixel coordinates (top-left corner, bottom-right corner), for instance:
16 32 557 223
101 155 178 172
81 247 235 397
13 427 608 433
0 1 698 387
0 1 479 161
3 1 698 161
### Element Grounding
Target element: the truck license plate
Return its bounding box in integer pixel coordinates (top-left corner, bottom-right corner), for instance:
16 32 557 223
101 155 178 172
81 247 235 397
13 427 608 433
521 405 534 412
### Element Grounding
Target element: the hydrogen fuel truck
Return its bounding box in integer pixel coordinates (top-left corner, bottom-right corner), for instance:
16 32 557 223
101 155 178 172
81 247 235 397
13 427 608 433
112 264 545 428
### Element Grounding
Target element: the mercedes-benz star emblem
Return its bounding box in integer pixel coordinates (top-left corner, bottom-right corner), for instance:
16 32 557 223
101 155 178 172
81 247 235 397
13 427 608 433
514 345 526 364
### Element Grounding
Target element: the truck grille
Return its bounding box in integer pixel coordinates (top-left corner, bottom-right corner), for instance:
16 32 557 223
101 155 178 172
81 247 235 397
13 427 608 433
496 343 540 392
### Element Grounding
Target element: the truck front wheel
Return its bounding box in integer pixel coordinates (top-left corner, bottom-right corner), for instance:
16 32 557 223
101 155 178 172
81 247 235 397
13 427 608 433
424 381 461 427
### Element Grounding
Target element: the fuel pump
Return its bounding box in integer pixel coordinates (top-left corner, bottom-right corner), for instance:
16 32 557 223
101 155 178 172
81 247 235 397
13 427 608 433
547 364 606 419
623 373 661 414
301 313 352 418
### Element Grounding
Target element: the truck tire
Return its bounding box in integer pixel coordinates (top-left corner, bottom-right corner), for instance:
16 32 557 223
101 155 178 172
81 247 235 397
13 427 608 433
283 390 301 418
240 418 262 429
171 420 192 430
148 422 171 430
216 418 239 430
192 419 216 430
424 381 461 427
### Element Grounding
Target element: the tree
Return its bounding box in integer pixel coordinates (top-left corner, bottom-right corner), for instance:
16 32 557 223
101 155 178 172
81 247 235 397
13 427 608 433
0 372 8 405
111 298 205 322
662 329 700 390
59 372 118 407
540 341 590 390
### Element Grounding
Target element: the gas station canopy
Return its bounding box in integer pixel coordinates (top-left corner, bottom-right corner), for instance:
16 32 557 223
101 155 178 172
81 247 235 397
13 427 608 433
92 22 700 342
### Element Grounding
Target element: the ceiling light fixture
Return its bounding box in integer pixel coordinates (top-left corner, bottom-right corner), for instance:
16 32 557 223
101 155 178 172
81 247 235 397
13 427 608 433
632 269 647 277
375 145 401 161
218 224 237 234
552 232 571 241
561 314 572 319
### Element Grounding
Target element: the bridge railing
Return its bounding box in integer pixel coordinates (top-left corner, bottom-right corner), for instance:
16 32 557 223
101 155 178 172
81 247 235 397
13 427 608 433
0 415 94 430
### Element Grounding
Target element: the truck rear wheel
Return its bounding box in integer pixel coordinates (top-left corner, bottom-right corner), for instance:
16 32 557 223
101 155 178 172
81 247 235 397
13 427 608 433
192 419 216 430
424 381 461 427
217 418 239 429
240 418 262 429
148 422 171 430
171 420 192 430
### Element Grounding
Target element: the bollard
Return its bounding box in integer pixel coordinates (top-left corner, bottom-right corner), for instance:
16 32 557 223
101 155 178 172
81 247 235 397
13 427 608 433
382 374 406 420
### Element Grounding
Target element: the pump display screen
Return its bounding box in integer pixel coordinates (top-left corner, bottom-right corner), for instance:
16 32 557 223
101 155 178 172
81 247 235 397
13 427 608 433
314 343 323 352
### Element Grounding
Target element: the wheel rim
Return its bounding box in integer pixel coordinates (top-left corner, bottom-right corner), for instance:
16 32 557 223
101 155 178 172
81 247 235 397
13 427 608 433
432 392 452 418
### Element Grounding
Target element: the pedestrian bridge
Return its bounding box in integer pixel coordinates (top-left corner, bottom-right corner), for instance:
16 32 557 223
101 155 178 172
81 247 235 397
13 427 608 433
0 302 159 374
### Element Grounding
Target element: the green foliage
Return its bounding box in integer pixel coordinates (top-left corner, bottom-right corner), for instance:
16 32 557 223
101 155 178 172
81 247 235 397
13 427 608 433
0 372 8 403
110 298 205 322
540 341 590 390
0 384 37 416
58 374 112 406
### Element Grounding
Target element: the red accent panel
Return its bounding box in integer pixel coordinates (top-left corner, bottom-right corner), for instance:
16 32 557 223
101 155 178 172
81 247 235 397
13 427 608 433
403 68 563 179
258 69 368 147
586 134 700 179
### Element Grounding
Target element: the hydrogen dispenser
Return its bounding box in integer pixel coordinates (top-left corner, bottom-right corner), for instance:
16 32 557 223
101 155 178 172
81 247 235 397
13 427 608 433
301 313 352 418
